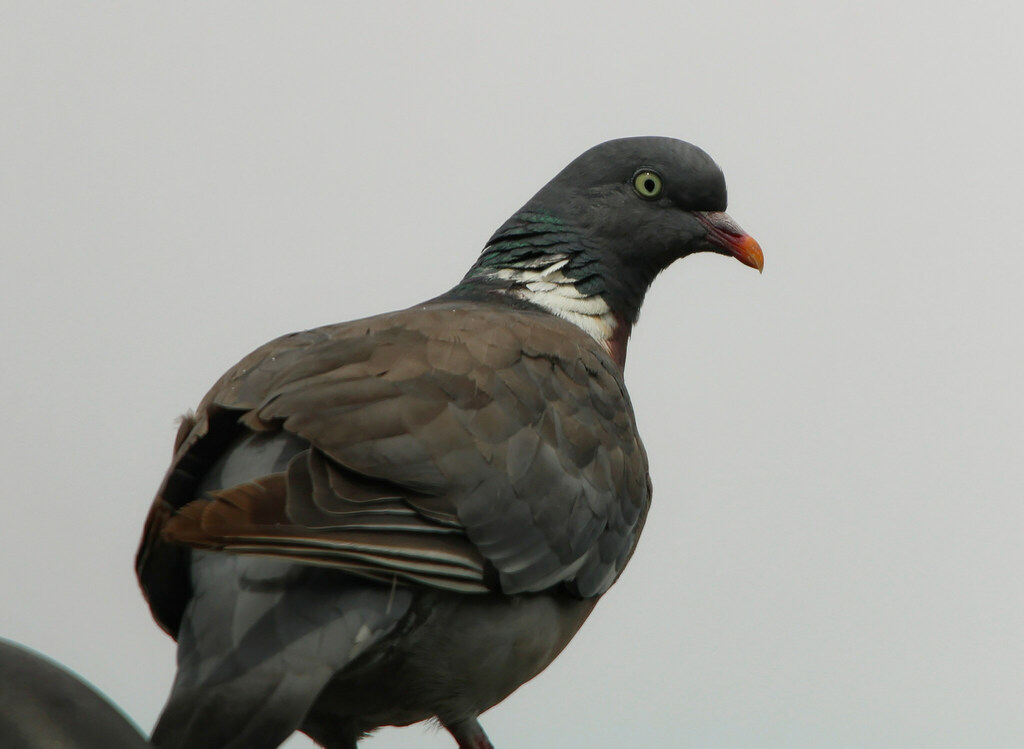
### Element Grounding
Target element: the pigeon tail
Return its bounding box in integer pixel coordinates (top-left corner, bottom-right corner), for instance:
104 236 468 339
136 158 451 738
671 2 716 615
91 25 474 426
150 554 412 749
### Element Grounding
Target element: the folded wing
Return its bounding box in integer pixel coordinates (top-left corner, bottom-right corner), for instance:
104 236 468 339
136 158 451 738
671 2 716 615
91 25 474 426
138 300 651 635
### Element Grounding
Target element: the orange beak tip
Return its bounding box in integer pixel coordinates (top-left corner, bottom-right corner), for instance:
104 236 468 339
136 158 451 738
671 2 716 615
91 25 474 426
734 234 764 273
694 211 764 274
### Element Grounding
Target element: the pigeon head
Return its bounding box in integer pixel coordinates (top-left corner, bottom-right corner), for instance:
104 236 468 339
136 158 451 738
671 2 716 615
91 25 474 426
456 137 763 366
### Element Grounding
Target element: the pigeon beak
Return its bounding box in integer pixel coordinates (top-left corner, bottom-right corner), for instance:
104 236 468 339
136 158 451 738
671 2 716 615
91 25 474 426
695 211 764 273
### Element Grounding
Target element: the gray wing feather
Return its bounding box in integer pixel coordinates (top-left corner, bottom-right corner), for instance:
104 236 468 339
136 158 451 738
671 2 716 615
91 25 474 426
150 432 412 749
150 554 411 749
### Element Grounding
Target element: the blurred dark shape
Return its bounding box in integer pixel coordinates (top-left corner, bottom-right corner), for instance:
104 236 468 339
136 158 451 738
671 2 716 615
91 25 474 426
0 638 150 748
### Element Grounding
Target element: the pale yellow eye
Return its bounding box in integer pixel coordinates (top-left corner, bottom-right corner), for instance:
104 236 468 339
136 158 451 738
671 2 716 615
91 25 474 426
632 170 663 199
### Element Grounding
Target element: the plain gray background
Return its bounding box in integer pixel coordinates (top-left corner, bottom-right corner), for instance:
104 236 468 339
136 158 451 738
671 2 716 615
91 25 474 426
2 3 1021 747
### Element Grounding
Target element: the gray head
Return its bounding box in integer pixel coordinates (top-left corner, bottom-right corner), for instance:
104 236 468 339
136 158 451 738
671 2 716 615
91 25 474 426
456 137 763 364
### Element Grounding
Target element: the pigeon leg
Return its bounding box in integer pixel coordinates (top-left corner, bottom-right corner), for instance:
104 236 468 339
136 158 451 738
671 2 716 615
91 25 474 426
443 717 495 749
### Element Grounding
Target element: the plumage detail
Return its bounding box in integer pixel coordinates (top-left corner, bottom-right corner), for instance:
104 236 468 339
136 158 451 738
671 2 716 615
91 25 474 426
481 257 618 349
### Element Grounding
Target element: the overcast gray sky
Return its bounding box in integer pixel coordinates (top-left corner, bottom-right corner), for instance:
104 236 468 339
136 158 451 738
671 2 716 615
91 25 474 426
2 3 1022 748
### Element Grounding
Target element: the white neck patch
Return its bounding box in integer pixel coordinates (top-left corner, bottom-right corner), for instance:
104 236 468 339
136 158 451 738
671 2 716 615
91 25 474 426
482 257 616 347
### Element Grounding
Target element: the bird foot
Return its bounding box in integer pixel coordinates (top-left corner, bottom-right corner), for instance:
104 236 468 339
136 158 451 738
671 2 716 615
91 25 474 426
443 717 494 749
